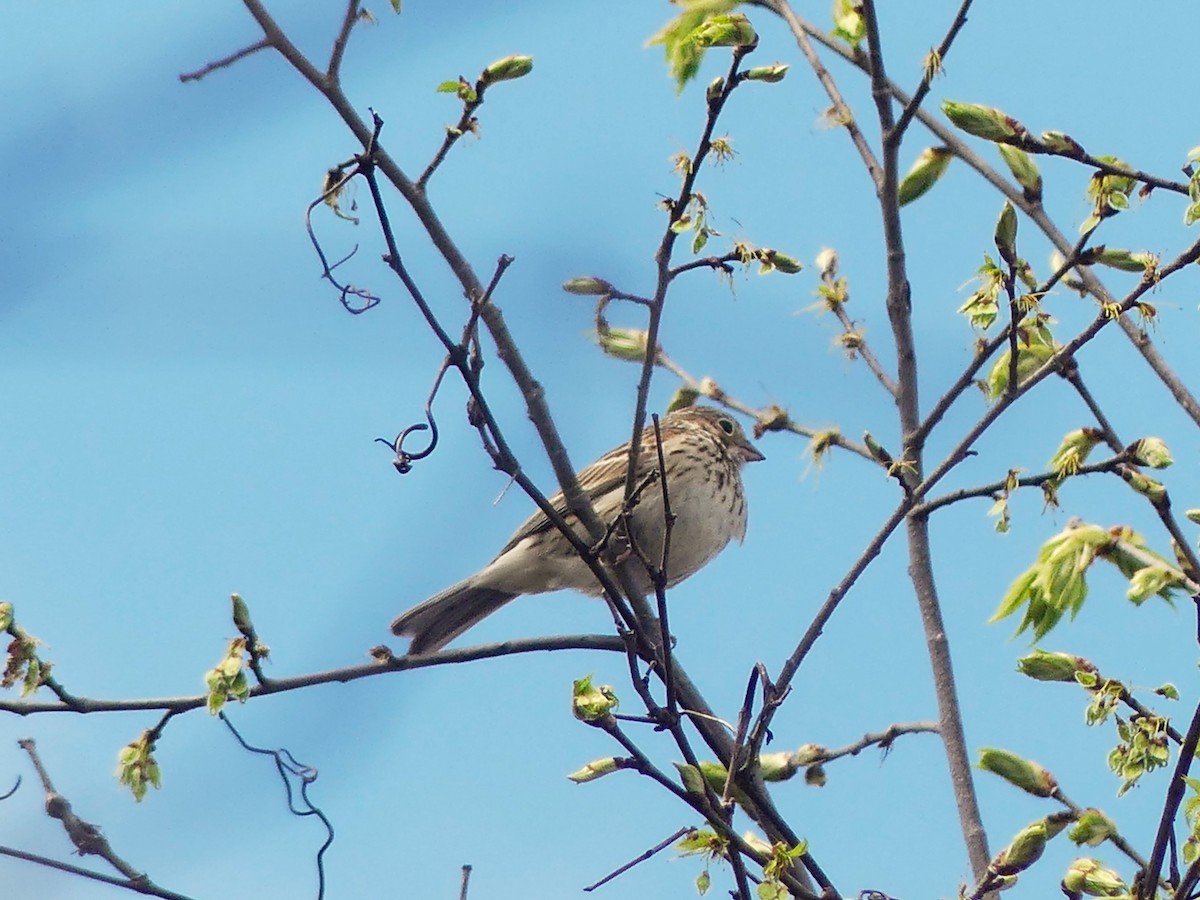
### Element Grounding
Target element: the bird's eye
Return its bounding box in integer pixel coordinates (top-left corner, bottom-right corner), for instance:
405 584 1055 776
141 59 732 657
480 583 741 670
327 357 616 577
718 417 735 435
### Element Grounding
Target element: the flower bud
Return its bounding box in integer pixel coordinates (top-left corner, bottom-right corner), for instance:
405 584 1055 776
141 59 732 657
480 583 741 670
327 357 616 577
743 63 789 83
1127 436 1173 469
0 601 11 631
941 100 1029 143
977 748 1057 797
480 54 533 84
706 76 724 103
567 757 621 783
562 276 612 296
1016 649 1094 683
998 144 1043 202
897 146 952 206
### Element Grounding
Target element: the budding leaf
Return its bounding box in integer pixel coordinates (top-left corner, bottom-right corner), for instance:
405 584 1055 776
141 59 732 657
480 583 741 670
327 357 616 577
897 146 952 206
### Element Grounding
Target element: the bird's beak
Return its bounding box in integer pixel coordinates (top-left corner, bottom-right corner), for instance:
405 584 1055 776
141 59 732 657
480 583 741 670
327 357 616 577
739 442 766 463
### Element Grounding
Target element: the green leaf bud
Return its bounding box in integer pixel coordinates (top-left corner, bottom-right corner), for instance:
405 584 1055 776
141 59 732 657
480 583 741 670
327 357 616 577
1126 564 1182 603
759 751 801 782
994 201 1019 265
1016 649 1094 683
978 747 1057 797
480 54 533 84
695 13 758 48
1041 131 1087 158
674 763 706 795
1067 809 1116 847
1122 470 1166 502
666 386 701 412
562 276 613 296
757 249 803 274
942 100 1030 143
571 674 618 722
998 144 1043 202
1061 858 1126 896
596 325 653 362
897 146 952 206
1086 246 1155 273
994 819 1048 875
1127 436 1173 468
567 757 621 783
743 63 789 83
1048 428 1102 478
231 593 253 634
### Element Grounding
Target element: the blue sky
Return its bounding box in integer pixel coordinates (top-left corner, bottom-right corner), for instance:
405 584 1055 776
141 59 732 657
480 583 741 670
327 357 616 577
3 2 1200 898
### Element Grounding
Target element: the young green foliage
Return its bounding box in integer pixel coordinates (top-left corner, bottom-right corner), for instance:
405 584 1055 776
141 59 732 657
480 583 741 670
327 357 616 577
204 637 252 715
1 604 52 698
992 522 1184 640
116 729 162 802
648 1 755 92
1108 714 1170 796
572 674 619 722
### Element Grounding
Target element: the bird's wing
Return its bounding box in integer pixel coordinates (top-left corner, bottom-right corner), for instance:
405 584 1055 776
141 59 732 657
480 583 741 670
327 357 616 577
494 434 659 557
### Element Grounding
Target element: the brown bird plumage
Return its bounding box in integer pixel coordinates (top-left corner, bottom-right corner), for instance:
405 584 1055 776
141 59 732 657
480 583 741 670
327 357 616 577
391 406 764 653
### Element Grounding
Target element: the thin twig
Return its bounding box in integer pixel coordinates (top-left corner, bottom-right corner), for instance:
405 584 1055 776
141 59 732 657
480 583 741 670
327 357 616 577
582 826 692 892
0 635 626 716
178 38 270 83
889 0 976 143
805 721 941 765
1140 693 1200 898
17 738 183 896
327 0 362 80
0 846 196 900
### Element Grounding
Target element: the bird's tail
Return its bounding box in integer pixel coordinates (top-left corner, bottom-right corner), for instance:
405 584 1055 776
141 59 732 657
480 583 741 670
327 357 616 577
391 579 518 655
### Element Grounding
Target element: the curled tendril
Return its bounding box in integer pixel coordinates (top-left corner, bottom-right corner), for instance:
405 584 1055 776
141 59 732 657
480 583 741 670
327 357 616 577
376 412 439 475
0 775 20 801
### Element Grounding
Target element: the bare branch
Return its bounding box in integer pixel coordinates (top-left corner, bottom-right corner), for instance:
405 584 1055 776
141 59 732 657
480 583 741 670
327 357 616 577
17 738 184 897
178 38 269 83
0 635 626 717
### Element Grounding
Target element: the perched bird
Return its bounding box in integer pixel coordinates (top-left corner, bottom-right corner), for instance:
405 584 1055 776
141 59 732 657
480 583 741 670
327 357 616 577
391 405 765 653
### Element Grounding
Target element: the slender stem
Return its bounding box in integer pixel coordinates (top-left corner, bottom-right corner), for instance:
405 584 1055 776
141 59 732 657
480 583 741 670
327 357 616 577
1143 697 1200 899
890 0 976 142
